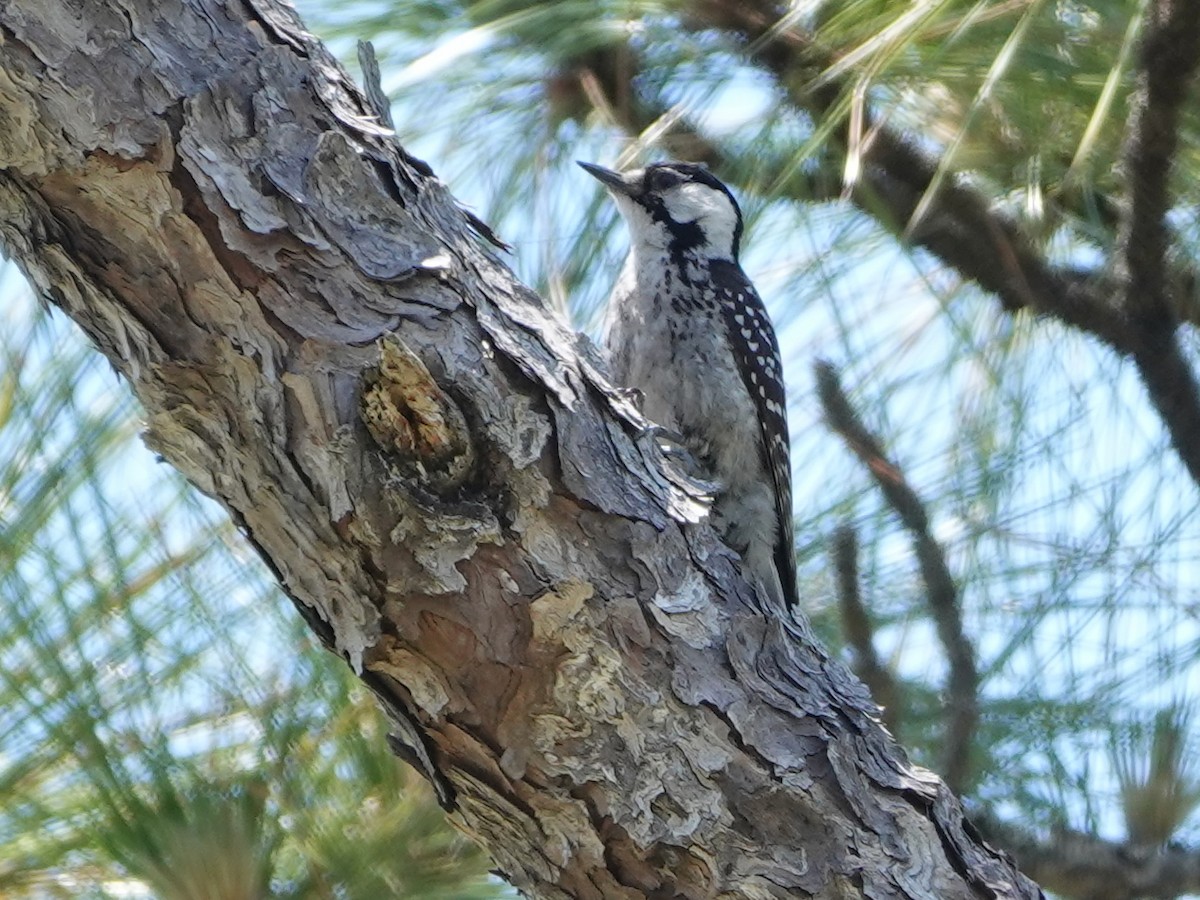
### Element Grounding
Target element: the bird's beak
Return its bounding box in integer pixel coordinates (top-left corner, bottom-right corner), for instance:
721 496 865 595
578 161 639 197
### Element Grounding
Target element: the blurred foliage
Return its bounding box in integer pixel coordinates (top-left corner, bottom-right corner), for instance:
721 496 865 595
1113 702 1200 849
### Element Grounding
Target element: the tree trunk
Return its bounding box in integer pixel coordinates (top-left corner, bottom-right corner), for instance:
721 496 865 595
0 1 1039 896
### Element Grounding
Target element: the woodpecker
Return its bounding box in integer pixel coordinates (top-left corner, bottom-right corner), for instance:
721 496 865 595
580 160 797 611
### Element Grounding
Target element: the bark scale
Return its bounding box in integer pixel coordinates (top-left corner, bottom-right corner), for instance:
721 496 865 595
0 1 1039 896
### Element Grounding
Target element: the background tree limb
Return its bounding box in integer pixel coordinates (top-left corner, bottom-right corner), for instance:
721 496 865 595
816 361 978 795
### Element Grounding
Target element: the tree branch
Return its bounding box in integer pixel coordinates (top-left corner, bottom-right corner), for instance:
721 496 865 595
689 2 1107 320
832 523 902 738
1110 0 1200 493
815 362 978 794
0 1 1037 895
1119 0 1200 321
977 813 1200 900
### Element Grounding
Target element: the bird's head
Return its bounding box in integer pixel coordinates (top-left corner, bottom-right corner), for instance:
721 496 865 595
579 161 743 261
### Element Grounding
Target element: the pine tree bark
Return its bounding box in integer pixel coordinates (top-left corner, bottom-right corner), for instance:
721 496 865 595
0 1 1039 896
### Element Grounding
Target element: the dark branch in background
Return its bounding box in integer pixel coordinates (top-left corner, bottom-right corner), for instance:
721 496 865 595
815 361 977 793
1115 1 1200 507
832 523 901 737
1119 0 1200 321
975 812 1200 900
690 1 1124 335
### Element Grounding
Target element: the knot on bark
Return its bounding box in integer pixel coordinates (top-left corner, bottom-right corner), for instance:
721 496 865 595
362 336 474 492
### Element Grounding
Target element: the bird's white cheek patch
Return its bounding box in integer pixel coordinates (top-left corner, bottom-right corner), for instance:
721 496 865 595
662 184 738 258
662 183 727 223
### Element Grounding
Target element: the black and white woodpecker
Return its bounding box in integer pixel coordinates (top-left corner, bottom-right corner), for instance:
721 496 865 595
580 160 797 611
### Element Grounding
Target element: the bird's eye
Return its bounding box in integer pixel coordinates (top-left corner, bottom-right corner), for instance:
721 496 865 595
647 168 685 192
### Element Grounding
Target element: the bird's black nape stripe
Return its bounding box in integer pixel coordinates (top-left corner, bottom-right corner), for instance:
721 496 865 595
666 219 706 257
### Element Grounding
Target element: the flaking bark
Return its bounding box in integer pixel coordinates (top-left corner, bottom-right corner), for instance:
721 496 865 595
0 1 1038 896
